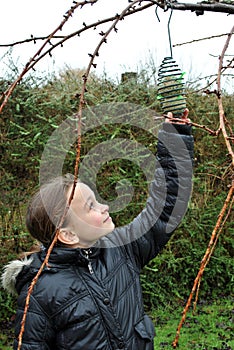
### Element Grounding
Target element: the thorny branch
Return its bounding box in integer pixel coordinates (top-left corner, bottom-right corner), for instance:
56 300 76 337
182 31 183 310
193 193 234 313
173 32 233 48
0 1 153 113
17 171 82 349
217 25 234 167
72 0 146 184
16 1 149 348
0 0 98 114
172 24 234 348
191 57 234 94
1 0 234 112
172 184 234 348
163 116 219 135
0 3 153 49
177 30 234 94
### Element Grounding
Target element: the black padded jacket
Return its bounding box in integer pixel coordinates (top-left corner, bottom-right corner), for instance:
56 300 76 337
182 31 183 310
2 123 194 350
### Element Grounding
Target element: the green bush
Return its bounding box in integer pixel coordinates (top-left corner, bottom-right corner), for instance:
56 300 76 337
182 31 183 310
1 66 233 324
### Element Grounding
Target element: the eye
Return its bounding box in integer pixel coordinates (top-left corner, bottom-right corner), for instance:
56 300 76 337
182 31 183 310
89 202 94 210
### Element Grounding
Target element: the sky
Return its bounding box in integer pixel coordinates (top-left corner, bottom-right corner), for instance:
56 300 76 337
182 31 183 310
0 0 233 91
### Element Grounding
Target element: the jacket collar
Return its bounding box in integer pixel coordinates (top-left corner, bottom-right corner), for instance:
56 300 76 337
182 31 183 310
1 246 101 295
1 257 33 295
40 246 100 265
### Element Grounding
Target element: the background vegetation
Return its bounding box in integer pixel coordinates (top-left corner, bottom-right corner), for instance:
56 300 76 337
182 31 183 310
0 64 233 348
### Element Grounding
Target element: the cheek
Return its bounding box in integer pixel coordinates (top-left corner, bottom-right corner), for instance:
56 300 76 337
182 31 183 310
88 212 103 227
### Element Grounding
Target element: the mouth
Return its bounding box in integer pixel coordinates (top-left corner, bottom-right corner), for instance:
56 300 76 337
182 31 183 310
103 215 111 223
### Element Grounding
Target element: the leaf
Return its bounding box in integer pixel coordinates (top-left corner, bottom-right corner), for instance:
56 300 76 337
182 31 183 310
32 132 42 142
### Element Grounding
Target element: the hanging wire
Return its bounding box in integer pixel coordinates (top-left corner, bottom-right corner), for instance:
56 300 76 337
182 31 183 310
167 8 173 58
156 4 187 116
155 5 161 22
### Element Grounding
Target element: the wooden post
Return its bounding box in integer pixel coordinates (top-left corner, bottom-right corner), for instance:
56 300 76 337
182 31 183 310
121 72 137 84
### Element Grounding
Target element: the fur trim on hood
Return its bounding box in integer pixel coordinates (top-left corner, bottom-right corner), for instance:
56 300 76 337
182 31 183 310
1 257 33 295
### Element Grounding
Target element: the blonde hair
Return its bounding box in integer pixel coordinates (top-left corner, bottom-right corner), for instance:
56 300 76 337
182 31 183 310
26 174 75 247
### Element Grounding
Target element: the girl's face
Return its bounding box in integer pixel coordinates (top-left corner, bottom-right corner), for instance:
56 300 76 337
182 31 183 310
64 183 115 248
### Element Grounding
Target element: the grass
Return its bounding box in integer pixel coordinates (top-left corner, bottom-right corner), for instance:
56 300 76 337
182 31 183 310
0 298 233 349
153 297 234 350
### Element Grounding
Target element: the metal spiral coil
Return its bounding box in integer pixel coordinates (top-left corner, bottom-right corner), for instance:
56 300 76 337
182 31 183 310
157 56 186 117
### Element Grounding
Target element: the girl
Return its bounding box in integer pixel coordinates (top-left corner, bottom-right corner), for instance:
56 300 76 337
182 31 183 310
2 111 194 350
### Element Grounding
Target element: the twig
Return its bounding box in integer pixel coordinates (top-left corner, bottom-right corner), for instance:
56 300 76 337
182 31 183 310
172 24 234 349
17 229 59 349
70 0 147 193
0 1 153 113
0 0 98 114
0 36 66 47
172 183 234 348
173 32 233 47
163 114 218 136
216 25 234 167
193 193 234 313
186 121 218 136
16 1 148 348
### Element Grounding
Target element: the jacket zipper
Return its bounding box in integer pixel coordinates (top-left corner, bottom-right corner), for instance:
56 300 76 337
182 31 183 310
88 261 94 274
84 249 94 274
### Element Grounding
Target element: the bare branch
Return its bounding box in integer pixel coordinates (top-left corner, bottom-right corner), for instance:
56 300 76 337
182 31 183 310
193 192 234 313
172 183 234 348
0 1 153 113
0 36 66 48
172 24 234 348
167 1 234 15
0 0 99 113
216 25 234 167
16 1 151 348
173 32 233 47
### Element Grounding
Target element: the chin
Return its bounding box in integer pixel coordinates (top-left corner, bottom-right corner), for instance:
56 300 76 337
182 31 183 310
109 222 115 231
104 224 115 235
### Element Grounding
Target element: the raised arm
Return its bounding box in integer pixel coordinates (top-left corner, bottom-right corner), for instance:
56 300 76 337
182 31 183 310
102 110 194 268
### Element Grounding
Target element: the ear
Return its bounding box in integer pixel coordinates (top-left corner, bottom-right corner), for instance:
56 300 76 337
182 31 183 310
58 229 80 246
